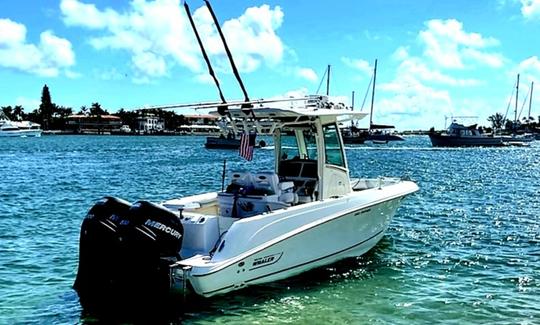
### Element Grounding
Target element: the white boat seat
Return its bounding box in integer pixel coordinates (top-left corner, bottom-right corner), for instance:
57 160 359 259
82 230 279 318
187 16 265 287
278 181 297 204
253 171 280 195
226 171 254 193
230 171 253 186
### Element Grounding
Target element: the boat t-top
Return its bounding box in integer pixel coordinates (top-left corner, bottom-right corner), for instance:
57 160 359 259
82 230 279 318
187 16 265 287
74 96 419 304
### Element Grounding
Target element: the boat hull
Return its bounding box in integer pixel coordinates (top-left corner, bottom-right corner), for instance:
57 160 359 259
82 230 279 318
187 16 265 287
342 135 366 144
204 137 241 149
179 181 418 297
367 133 404 142
0 130 42 137
428 133 505 147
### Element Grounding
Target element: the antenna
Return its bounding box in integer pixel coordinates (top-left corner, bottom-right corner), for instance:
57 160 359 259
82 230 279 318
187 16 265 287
183 1 228 114
204 0 251 108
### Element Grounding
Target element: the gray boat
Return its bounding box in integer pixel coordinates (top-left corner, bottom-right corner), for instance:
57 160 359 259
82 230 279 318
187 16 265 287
428 122 505 147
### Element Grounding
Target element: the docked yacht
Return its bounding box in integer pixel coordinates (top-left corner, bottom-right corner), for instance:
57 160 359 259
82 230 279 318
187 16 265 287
0 115 42 137
74 97 419 303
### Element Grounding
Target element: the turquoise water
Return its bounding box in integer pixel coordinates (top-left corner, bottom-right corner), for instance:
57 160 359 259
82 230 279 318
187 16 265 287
1 135 539 324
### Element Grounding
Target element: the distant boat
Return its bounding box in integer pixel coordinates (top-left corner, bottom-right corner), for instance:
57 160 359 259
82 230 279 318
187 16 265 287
205 132 266 149
496 74 535 145
205 132 241 149
0 114 42 137
428 122 505 147
343 59 404 144
366 123 405 142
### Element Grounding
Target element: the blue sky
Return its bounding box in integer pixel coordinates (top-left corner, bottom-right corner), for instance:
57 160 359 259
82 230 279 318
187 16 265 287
1 0 539 129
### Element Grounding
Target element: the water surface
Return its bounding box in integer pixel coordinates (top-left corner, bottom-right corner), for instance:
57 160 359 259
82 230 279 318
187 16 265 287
0 135 538 324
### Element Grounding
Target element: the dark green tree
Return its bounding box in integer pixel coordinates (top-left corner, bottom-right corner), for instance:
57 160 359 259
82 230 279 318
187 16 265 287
1 106 14 120
77 106 88 115
115 108 139 131
39 84 55 130
12 105 25 121
487 112 506 130
89 102 109 116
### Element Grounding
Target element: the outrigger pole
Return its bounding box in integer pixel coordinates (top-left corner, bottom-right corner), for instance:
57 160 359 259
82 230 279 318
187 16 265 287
184 2 227 109
204 0 252 109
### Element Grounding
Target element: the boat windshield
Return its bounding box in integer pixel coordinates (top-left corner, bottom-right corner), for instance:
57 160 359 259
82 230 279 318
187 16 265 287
323 124 345 167
279 130 318 161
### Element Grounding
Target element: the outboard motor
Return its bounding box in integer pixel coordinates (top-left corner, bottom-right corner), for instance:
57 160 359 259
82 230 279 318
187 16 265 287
118 201 184 298
74 196 131 301
74 198 184 307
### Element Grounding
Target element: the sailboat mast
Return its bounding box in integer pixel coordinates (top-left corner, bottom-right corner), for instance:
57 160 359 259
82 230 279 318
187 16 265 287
326 65 331 96
369 59 378 129
515 74 519 125
528 81 534 120
351 90 355 110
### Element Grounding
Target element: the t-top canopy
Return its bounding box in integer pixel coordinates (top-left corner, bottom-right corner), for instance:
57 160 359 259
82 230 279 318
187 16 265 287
213 107 368 123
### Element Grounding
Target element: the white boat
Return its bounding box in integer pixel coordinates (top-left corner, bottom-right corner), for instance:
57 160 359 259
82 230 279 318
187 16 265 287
0 115 42 137
74 96 419 303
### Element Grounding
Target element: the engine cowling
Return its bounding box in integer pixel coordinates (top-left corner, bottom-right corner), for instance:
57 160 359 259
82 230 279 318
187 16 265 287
118 201 184 297
74 198 184 306
73 196 131 300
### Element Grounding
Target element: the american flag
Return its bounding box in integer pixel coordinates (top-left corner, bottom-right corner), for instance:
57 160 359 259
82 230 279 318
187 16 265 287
239 131 256 161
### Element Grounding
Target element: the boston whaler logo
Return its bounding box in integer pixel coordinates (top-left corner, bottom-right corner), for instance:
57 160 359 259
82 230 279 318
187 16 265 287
251 252 282 270
144 219 182 240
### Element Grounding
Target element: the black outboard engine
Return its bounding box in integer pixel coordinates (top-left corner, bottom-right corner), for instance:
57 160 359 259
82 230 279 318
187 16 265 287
74 196 131 301
119 201 184 298
74 198 184 307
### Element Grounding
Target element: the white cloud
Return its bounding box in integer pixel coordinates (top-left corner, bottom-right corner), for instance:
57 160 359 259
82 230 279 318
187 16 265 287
60 0 118 29
60 0 286 80
516 56 540 84
462 48 504 68
341 57 372 76
418 19 502 69
15 97 40 111
0 18 26 44
193 73 216 85
0 19 75 77
94 67 126 80
392 46 409 61
521 0 540 19
377 75 454 129
296 68 317 82
361 18 508 129
397 58 481 86
65 70 82 79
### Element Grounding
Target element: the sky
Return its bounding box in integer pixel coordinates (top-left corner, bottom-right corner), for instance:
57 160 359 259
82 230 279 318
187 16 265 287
1 0 540 130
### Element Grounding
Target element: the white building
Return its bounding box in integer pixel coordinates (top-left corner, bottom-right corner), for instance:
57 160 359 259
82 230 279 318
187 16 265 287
136 114 164 133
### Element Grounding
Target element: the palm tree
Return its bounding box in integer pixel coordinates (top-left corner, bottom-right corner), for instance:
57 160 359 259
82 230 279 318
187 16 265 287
487 112 505 130
12 105 24 121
